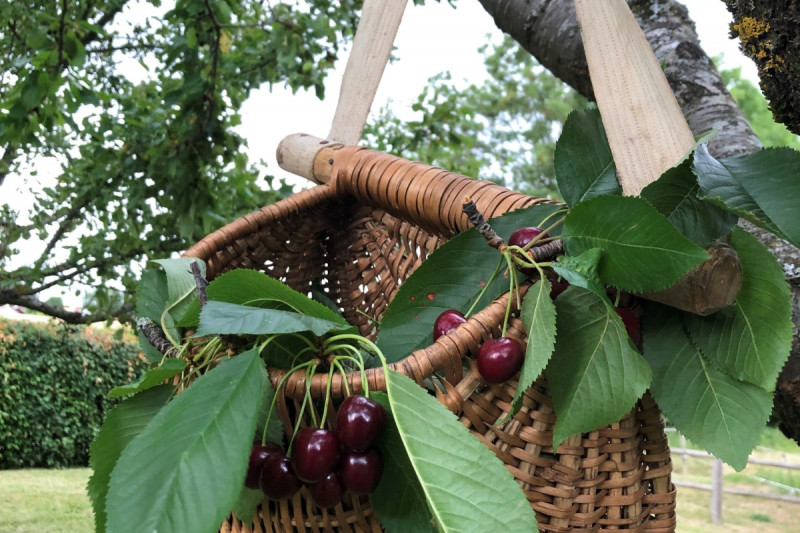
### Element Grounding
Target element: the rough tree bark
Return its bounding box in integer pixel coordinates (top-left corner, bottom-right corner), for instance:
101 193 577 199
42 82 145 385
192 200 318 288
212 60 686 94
478 0 800 443
722 0 800 136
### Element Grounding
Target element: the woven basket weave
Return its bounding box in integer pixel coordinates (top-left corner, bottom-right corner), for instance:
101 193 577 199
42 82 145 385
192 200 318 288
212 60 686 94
184 146 677 532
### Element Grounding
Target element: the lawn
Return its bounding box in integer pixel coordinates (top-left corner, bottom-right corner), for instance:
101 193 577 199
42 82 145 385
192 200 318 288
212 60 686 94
0 468 94 533
1 427 798 532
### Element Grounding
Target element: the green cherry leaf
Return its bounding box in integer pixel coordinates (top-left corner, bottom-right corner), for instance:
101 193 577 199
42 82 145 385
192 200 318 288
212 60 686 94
546 287 652 448
640 156 736 247
369 392 436 533
506 278 557 419
384 370 538 532
695 145 800 247
554 106 620 207
107 359 186 398
106 348 268 533
551 247 605 298
561 195 708 292
87 385 174 533
179 268 347 327
195 300 356 337
643 304 771 471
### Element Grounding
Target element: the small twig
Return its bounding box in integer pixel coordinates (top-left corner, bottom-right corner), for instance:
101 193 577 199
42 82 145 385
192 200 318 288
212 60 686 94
462 197 505 249
529 239 564 262
190 261 208 307
137 317 179 358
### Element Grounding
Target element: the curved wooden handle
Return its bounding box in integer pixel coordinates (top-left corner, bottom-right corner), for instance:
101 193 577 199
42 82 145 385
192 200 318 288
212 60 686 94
328 0 408 144
574 0 696 195
277 133 551 236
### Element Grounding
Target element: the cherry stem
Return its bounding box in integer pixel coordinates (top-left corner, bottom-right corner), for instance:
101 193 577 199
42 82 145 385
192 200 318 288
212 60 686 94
323 341 368 396
332 359 352 397
465 256 504 318
325 334 390 392
261 360 314 447
501 251 518 338
532 209 567 236
320 362 336 428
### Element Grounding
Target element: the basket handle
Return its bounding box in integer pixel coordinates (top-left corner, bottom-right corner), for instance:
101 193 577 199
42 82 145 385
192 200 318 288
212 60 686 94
276 133 552 237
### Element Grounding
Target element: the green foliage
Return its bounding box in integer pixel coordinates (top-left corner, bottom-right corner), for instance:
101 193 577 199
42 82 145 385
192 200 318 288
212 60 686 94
370 392 436 533
0 319 146 468
0 0 362 320
546 287 652 447
363 35 585 196
640 157 736 247
195 300 356 337
106 348 268 533
554 107 620 206
181 267 349 326
383 369 538 532
695 145 800 248
510 278 556 418
561 196 709 292
644 305 772 471
87 385 174 533
376 203 563 363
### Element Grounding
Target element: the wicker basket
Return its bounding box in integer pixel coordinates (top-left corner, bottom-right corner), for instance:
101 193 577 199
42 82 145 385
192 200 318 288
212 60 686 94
184 146 677 532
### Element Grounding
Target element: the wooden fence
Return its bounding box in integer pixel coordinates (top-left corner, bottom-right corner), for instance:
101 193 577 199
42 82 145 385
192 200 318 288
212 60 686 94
671 434 800 523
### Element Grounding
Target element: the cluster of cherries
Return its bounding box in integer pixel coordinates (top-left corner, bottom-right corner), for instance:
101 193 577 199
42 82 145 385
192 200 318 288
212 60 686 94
432 226 642 385
245 394 387 508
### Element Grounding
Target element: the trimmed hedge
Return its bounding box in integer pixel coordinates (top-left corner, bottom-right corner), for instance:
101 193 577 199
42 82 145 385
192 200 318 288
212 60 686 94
0 319 146 468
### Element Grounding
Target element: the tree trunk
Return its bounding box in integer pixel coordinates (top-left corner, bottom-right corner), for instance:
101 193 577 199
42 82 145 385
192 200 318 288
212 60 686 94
722 0 800 135
478 0 800 444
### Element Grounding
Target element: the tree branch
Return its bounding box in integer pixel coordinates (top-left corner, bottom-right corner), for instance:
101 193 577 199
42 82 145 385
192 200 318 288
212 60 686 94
722 0 800 135
0 291 134 324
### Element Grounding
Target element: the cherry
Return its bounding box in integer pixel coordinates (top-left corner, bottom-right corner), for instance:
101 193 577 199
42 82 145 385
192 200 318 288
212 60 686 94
615 307 642 351
259 452 301 500
508 226 547 249
338 449 384 494
309 471 344 508
477 337 525 383
245 442 282 489
336 395 387 451
291 428 340 483
549 278 570 300
433 309 467 340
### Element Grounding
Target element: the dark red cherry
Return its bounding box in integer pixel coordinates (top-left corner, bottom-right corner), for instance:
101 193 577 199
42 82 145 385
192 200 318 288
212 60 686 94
615 307 642 351
336 395 387 451
433 309 467 340
309 471 344 508
245 442 282 489
291 428 340 483
259 452 301 500
549 278 570 299
508 227 547 249
477 337 525 383
338 449 384 494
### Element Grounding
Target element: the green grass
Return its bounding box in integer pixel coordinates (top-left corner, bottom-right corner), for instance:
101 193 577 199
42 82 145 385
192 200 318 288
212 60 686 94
1 428 798 533
0 468 94 533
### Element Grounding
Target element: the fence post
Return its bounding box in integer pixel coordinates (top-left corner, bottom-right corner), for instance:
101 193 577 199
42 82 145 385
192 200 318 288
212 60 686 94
680 435 687 475
711 458 723 523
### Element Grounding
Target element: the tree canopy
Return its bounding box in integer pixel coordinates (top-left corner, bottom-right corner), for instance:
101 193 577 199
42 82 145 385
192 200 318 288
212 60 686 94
0 0 362 321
